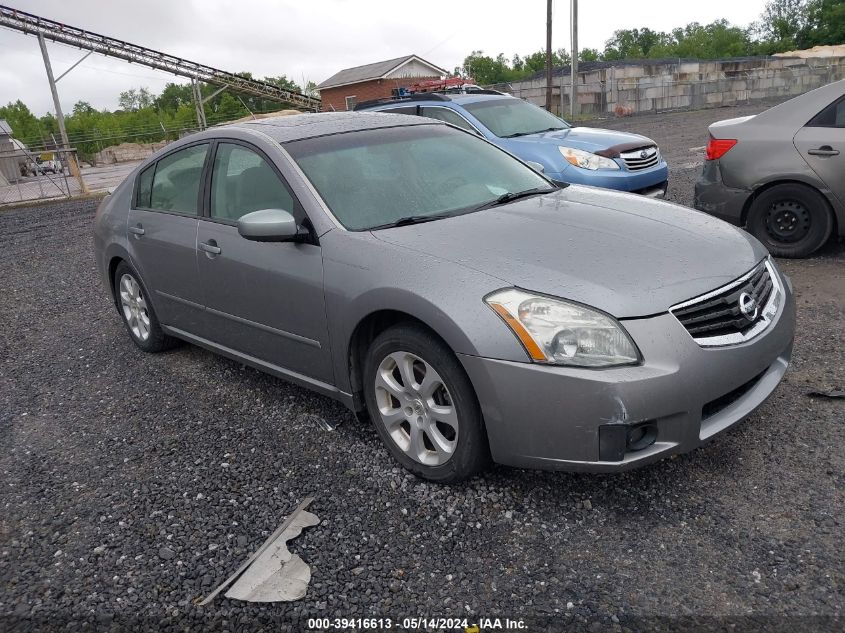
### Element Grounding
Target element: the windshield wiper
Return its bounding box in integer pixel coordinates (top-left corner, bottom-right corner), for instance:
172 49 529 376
475 187 553 210
368 214 450 230
502 126 566 138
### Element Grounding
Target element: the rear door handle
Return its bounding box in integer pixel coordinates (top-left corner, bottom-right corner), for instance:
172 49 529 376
199 240 222 255
808 146 840 157
128 225 145 236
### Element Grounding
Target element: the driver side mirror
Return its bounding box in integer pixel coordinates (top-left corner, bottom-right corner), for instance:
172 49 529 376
237 208 307 242
525 160 545 174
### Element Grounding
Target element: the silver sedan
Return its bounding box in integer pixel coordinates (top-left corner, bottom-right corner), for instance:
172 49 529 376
94 112 795 482
695 79 845 258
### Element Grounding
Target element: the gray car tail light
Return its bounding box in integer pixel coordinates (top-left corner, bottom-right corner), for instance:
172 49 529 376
670 259 782 347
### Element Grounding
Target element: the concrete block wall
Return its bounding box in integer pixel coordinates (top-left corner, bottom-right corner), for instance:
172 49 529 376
507 56 845 117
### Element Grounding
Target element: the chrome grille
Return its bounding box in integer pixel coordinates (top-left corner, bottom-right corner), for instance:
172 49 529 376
670 259 782 347
620 146 660 171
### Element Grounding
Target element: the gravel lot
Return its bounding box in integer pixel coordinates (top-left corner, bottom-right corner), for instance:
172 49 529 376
1 104 843 632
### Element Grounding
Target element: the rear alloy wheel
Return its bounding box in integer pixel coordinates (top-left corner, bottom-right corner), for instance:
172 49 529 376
113 261 179 353
747 183 833 258
363 324 489 482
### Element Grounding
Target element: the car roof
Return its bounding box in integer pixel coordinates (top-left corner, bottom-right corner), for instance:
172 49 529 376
222 111 441 143
362 93 514 110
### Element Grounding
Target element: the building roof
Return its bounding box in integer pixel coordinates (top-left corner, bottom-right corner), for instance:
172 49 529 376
0 119 12 136
316 55 448 90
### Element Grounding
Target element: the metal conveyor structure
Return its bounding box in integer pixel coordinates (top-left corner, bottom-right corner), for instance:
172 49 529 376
0 4 321 111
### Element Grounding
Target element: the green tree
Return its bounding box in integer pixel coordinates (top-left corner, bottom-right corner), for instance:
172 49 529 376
0 100 42 142
603 27 671 59
579 48 601 62
796 0 845 47
118 87 154 111
670 21 754 58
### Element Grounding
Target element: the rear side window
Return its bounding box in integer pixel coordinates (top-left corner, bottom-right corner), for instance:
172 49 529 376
380 105 418 115
136 164 154 208
807 97 845 128
147 144 209 215
420 106 478 133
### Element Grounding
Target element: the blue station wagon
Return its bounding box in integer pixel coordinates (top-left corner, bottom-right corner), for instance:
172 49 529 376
357 92 669 196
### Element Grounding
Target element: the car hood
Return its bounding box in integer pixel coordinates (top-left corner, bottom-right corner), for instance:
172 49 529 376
506 126 656 154
372 186 767 318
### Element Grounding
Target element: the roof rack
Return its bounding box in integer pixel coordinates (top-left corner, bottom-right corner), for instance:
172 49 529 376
354 92 450 111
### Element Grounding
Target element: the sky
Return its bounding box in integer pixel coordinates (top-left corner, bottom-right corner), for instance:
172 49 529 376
0 0 769 116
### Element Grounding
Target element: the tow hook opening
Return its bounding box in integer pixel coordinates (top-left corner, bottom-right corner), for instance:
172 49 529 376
627 422 658 452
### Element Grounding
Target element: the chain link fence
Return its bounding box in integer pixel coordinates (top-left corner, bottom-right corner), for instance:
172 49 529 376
0 147 88 207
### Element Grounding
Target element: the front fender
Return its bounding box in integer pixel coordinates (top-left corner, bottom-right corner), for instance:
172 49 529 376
320 230 531 394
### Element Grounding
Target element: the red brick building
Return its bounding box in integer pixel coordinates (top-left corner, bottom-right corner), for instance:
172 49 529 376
317 54 448 112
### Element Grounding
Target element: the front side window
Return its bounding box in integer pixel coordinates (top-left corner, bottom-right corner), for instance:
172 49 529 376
210 143 295 222
147 144 209 215
285 125 553 231
463 98 570 138
419 106 478 133
807 97 845 128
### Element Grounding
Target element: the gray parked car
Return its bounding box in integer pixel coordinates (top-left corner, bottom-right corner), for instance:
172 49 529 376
695 79 845 258
94 112 795 482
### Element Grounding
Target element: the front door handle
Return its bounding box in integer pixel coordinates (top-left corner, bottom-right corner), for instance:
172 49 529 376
128 225 145 236
199 240 222 255
807 145 840 157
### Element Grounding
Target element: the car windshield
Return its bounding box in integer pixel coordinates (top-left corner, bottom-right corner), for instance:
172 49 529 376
463 98 571 138
285 125 554 231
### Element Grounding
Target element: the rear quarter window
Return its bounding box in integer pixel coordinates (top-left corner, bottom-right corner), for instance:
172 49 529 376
807 97 845 128
136 164 154 208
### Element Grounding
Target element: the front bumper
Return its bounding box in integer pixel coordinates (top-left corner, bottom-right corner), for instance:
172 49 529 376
459 275 795 473
694 160 752 225
546 161 669 195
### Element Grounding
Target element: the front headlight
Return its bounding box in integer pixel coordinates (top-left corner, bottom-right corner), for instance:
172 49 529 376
485 289 640 367
559 146 620 170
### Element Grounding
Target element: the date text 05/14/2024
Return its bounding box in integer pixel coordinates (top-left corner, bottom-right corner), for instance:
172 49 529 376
306 617 528 630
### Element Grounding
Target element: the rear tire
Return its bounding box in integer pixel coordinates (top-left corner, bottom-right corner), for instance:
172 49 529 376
746 183 833 258
113 261 179 353
363 324 489 483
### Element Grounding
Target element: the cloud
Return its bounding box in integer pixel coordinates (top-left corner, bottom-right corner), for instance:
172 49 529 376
0 0 767 115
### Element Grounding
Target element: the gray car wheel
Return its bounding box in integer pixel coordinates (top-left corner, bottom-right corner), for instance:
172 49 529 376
113 261 178 353
747 183 833 258
363 324 489 482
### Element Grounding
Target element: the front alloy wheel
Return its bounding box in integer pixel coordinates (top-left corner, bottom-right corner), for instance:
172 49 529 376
374 351 459 466
363 324 489 482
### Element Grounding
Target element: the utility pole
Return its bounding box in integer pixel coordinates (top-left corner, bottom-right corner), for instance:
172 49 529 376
37 32 87 193
570 0 579 118
545 0 553 112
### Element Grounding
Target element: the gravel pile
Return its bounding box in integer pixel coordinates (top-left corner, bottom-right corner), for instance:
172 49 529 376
1 107 843 631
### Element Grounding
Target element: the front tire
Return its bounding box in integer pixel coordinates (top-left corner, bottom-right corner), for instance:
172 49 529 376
363 324 489 483
113 262 179 353
746 183 833 258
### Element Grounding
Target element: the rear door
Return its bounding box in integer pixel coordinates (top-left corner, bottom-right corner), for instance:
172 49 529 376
793 95 845 207
127 142 209 331
195 140 333 383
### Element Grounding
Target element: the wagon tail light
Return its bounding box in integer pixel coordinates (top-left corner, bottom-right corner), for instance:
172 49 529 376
705 137 737 160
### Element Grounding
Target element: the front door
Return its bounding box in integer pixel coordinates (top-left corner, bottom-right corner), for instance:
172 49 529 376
794 95 845 208
196 141 332 383
127 142 209 331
